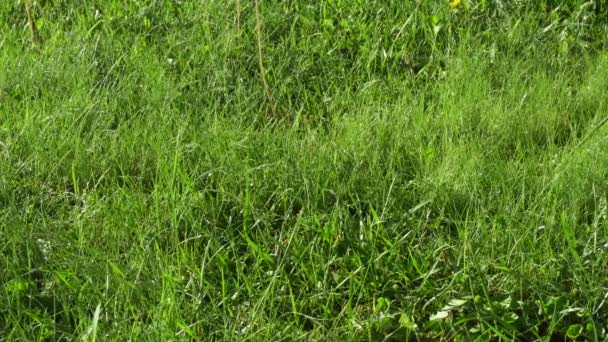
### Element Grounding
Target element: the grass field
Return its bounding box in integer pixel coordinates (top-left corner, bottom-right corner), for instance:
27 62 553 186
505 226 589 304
2 0 608 340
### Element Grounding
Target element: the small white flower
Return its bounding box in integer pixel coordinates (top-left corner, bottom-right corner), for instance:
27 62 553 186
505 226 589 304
36 239 51 262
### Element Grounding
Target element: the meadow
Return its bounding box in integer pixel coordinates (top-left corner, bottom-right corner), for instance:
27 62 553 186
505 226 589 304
1 0 608 340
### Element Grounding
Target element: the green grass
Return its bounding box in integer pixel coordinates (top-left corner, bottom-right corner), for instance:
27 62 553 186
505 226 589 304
2 0 608 340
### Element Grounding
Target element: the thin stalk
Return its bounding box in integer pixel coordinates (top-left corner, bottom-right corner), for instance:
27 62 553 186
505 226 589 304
25 0 39 45
254 0 277 118
236 0 241 33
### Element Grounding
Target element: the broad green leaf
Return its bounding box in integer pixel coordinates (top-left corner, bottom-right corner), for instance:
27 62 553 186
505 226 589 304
566 324 583 338
429 311 449 321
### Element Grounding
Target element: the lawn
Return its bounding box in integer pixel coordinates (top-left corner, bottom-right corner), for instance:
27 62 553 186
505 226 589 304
1 0 608 340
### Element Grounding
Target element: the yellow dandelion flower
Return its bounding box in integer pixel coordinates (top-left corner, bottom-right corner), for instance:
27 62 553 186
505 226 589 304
449 0 462 9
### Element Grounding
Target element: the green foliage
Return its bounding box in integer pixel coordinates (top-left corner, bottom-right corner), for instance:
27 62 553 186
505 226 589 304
1 0 608 340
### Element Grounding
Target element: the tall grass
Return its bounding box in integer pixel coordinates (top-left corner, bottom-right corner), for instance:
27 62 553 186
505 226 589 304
1 0 608 340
